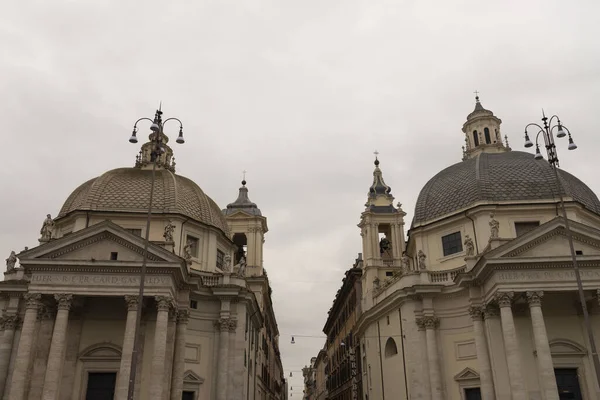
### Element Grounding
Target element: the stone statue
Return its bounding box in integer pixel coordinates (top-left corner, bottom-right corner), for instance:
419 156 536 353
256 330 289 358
5 251 17 272
183 239 193 265
379 236 391 254
237 256 247 277
40 214 55 241
222 255 232 272
401 253 410 271
489 214 500 239
163 220 175 242
464 235 475 256
417 250 427 270
373 277 380 289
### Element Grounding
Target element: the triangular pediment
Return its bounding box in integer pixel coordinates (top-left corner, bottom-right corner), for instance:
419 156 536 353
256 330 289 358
484 217 600 260
183 370 205 384
19 220 183 264
454 367 479 381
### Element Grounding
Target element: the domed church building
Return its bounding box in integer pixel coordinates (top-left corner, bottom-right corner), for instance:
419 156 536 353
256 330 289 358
354 97 600 400
0 110 284 400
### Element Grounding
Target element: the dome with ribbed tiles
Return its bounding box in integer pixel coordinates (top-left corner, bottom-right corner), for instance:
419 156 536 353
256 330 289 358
57 168 230 235
413 151 600 226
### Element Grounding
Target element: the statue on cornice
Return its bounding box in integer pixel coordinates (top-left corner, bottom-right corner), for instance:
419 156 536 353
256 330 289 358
464 235 475 256
401 253 410 272
236 256 247 277
183 240 193 265
163 220 175 242
222 255 232 272
489 214 500 239
40 214 55 241
5 251 17 272
417 250 427 270
373 277 380 289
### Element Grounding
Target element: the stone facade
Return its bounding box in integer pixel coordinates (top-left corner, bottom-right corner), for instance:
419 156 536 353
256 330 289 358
316 99 600 400
0 127 284 400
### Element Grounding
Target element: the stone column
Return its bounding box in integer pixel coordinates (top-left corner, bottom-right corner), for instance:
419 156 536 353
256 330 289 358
424 316 443 400
8 293 41 400
170 309 189 400
496 292 527 400
149 295 171 400
526 291 559 400
216 318 233 400
41 294 73 400
469 306 495 400
115 295 139 400
0 315 19 395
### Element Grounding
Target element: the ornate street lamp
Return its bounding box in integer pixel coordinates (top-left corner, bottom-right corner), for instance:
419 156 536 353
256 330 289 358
524 111 600 387
127 106 184 399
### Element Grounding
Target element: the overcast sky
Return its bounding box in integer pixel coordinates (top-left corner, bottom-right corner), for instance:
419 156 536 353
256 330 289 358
2 0 600 395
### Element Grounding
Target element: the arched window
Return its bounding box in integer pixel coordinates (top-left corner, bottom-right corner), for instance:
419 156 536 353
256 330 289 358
384 337 398 358
472 131 479 146
484 127 491 144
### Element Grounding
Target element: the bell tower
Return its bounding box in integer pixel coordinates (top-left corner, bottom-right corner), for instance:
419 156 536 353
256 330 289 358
223 178 268 277
462 94 510 160
358 156 406 304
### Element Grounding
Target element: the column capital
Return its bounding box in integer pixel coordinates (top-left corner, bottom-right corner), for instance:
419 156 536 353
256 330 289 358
177 309 190 325
155 295 173 312
54 293 73 310
495 291 514 308
124 295 139 311
37 304 55 321
23 293 42 309
526 291 544 307
423 316 440 330
415 317 426 331
483 305 499 319
468 306 484 321
215 317 236 332
1 315 19 330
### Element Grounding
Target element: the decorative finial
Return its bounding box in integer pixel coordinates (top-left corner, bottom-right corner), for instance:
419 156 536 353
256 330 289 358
374 150 380 166
504 135 510 147
474 90 480 102
242 170 247 186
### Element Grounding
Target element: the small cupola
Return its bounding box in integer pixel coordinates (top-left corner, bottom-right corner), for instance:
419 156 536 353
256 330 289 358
365 155 396 213
461 94 510 160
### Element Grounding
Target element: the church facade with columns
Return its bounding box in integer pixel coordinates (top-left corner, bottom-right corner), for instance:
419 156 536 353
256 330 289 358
0 109 285 400
353 98 600 400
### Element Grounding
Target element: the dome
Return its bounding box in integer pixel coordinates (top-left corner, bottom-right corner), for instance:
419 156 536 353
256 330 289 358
413 151 600 226
57 168 230 235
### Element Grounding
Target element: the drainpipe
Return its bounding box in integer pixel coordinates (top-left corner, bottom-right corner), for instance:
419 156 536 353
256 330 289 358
465 211 479 254
178 218 190 256
377 321 385 400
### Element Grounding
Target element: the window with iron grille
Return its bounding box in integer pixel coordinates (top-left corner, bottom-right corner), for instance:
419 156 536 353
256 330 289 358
216 249 225 269
441 232 463 256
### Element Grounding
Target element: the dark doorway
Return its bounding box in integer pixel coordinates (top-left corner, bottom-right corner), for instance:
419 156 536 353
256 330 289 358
85 372 116 400
555 368 583 400
182 391 195 400
464 387 482 400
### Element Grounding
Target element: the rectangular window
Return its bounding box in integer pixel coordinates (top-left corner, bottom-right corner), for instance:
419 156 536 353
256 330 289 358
190 300 198 309
464 387 482 400
216 249 225 269
110 252 118 260
385 271 393 277
515 221 540 237
186 235 200 258
441 231 463 256
125 228 142 236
